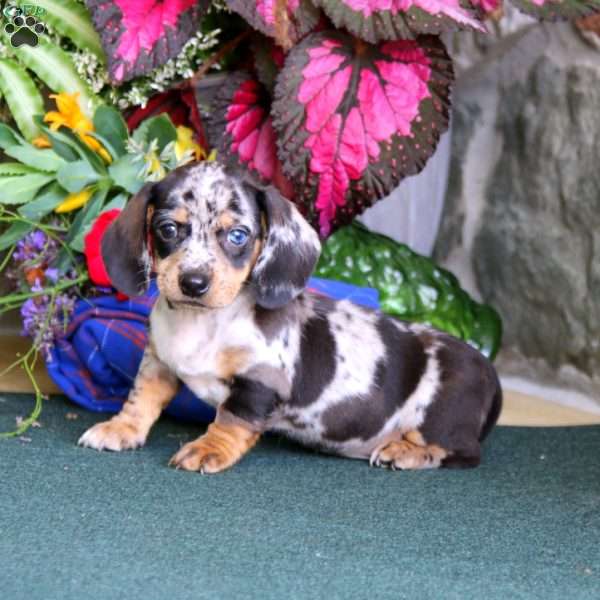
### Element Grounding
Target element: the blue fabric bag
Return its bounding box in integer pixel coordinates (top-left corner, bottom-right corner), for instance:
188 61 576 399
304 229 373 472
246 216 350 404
47 278 379 422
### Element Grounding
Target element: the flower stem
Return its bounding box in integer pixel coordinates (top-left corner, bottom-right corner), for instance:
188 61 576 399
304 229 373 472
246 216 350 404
0 244 16 274
0 273 88 306
0 350 44 439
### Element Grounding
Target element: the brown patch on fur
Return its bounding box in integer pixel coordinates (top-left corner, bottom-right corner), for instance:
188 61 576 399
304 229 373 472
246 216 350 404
171 206 189 223
154 248 185 300
79 347 178 451
216 346 252 379
169 417 260 473
371 431 448 471
200 237 262 308
217 210 237 231
403 430 426 447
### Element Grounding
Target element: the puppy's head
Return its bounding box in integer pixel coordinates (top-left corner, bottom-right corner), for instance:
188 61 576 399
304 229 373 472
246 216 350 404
101 162 321 309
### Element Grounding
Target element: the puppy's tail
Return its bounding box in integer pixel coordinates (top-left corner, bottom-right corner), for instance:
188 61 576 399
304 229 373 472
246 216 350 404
479 372 503 442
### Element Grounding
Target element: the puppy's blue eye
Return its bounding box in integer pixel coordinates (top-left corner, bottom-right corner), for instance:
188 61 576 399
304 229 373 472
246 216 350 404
158 222 178 241
227 228 249 246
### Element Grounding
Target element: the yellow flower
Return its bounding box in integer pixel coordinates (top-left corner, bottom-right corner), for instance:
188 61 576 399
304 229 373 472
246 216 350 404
174 126 206 161
55 187 94 213
44 92 112 163
145 149 165 179
32 135 51 148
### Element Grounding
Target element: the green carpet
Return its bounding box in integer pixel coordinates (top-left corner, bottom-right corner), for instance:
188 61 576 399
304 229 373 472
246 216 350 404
1 393 599 600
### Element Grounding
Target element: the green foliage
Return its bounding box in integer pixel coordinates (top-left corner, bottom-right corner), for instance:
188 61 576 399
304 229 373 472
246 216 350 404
8 37 101 116
93 105 128 157
56 160 101 193
0 221 34 251
18 183 68 220
315 223 503 359
133 114 178 152
0 124 23 149
0 173 54 205
0 163 40 176
32 0 105 61
108 154 143 194
4 145 66 172
0 59 44 140
67 186 109 252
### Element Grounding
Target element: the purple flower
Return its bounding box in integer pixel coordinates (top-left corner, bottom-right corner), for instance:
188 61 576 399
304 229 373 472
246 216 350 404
45 268 59 282
9 227 86 359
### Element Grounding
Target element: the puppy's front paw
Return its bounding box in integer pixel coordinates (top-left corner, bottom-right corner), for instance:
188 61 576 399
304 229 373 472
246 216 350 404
169 439 232 474
78 419 147 451
169 423 259 474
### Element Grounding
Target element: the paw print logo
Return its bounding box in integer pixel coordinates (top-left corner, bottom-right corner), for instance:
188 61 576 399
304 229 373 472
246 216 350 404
4 14 46 48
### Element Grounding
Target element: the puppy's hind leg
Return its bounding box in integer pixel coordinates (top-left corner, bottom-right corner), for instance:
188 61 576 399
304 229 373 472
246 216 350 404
79 345 178 451
370 430 453 471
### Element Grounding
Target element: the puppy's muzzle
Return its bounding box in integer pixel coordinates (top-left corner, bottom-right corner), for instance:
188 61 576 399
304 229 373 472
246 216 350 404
179 270 210 298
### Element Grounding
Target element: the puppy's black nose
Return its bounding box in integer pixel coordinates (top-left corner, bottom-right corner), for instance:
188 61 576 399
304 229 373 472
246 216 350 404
179 271 210 298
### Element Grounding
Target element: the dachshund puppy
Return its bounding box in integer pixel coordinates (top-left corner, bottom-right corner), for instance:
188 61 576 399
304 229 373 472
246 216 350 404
79 162 502 473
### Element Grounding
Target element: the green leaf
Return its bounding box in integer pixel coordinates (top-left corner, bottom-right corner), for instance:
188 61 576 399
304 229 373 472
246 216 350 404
18 183 68 220
93 105 128 157
103 192 128 212
133 114 177 152
85 132 120 161
57 160 100 193
0 59 44 140
33 116 107 173
0 124 24 150
108 154 143 194
3 36 101 117
56 128 107 173
32 117 80 162
0 174 54 205
0 221 34 251
0 163 40 176
67 186 108 252
32 0 105 61
315 222 503 360
5 145 66 173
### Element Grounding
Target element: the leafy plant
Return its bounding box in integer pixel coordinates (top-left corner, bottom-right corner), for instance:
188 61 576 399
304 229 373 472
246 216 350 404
315 222 502 359
84 0 600 236
0 94 202 259
0 0 105 141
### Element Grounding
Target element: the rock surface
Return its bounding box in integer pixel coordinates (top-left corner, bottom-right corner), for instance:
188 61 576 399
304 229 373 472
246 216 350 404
436 19 600 403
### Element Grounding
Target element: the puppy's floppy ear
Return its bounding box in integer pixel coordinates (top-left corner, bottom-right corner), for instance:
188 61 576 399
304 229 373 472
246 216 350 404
101 183 154 296
250 185 321 309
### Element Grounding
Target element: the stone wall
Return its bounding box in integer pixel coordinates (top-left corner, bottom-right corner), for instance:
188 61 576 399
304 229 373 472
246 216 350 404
435 11 600 405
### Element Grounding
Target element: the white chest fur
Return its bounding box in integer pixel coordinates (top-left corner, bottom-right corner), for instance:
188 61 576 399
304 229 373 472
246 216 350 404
149 294 260 406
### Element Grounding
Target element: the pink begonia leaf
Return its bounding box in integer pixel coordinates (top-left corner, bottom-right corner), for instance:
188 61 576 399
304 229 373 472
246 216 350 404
310 0 485 43
272 31 453 237
509 0 600 19
207 72 280 183
85 0 209 83
226 0 321 46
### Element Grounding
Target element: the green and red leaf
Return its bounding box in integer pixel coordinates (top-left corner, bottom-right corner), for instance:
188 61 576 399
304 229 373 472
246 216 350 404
85 0 209 83
311 0 485 43
207 72 280 183
510 0 600 20
273 32 453 236
226 0 321 47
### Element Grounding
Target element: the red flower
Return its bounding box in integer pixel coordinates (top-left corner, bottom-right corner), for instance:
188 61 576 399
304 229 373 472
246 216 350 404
84 209 121 288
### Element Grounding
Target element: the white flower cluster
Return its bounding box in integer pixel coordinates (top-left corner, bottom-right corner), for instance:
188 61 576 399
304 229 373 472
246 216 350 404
83 28 222 110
